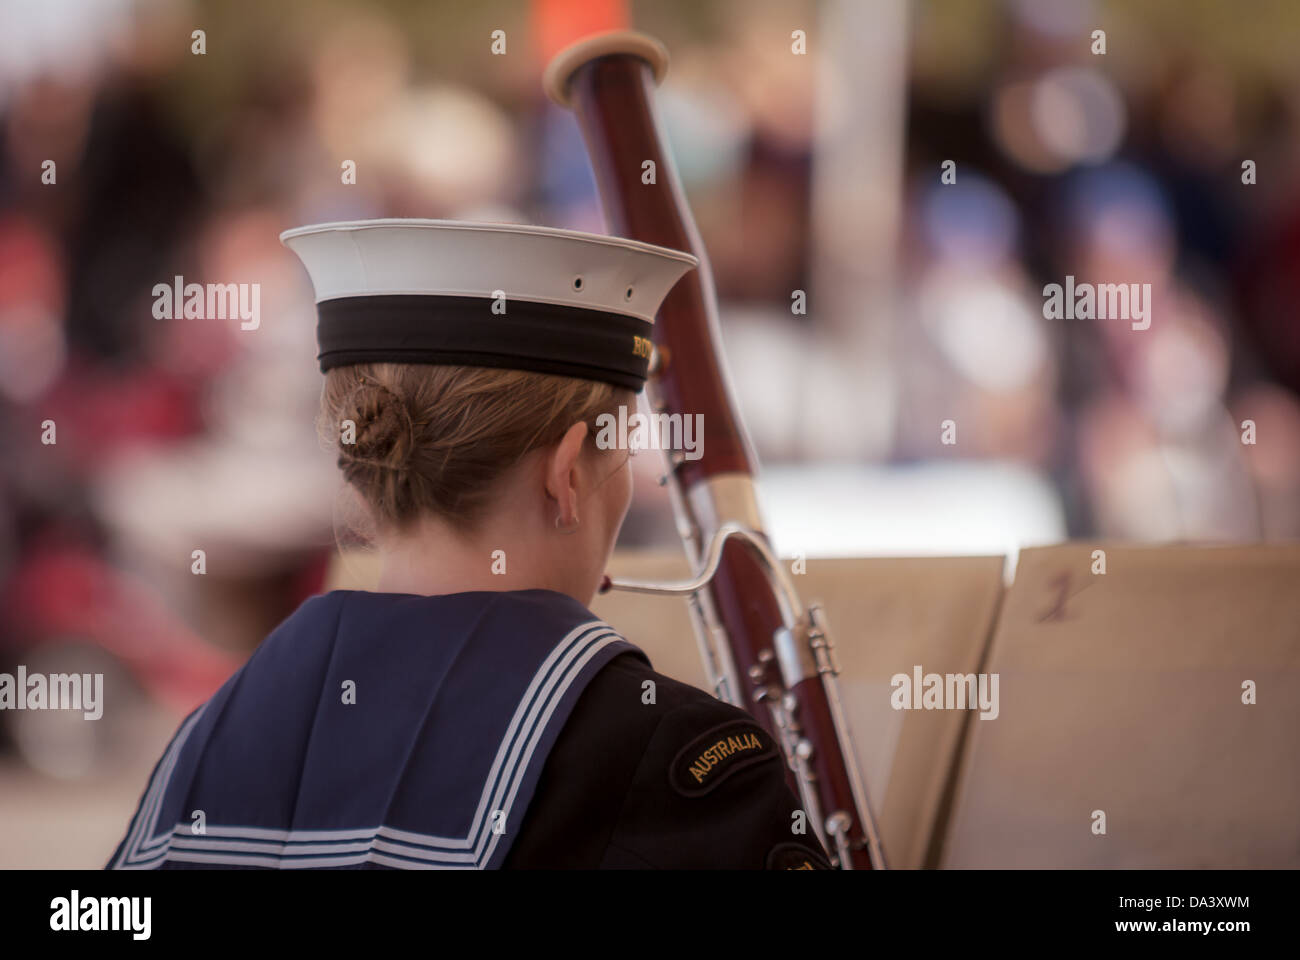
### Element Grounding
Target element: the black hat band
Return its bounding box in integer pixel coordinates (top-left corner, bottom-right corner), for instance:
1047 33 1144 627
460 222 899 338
315 294 654 392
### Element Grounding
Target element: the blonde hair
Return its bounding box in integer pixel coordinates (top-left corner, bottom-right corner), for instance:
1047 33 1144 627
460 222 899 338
320 363 632 532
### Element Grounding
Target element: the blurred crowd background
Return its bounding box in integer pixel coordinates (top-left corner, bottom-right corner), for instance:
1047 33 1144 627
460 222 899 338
2 0 1300 861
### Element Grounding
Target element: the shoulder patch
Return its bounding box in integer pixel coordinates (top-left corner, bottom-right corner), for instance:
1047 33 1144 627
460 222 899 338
765 842 832 870
669 719 777 797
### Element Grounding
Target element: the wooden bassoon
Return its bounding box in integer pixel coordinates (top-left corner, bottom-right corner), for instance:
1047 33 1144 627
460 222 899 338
545 31 886 870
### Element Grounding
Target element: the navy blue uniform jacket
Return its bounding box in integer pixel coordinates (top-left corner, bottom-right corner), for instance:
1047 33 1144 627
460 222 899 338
109 589 830 869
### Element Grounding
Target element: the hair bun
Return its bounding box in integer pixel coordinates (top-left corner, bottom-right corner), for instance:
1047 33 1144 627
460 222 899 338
322 364 625 531
341 381 416 472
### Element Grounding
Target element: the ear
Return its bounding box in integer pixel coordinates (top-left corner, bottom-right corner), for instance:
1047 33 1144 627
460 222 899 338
544 421 589 524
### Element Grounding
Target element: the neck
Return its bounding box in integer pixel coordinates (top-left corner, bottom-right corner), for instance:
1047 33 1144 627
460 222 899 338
374 512 579 603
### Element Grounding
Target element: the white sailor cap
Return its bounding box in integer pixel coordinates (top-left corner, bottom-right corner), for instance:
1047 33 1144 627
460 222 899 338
280 218 698 392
